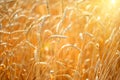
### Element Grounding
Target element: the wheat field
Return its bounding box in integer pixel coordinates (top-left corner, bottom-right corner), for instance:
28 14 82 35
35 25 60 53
0 0 120 80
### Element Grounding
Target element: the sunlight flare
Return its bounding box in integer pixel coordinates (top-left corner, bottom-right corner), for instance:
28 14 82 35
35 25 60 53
111 0 116 4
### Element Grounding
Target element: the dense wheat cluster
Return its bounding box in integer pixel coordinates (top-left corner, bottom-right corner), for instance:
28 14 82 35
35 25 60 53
0 0 120 80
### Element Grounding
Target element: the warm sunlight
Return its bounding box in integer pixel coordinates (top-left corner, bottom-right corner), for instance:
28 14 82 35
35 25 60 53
0 0 120 80
111 0 116 4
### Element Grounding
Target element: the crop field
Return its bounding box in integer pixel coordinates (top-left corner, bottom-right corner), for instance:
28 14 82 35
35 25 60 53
0 0 120 80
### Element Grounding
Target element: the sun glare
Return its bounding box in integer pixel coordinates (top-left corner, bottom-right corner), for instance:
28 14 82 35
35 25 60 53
111 0 116 4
